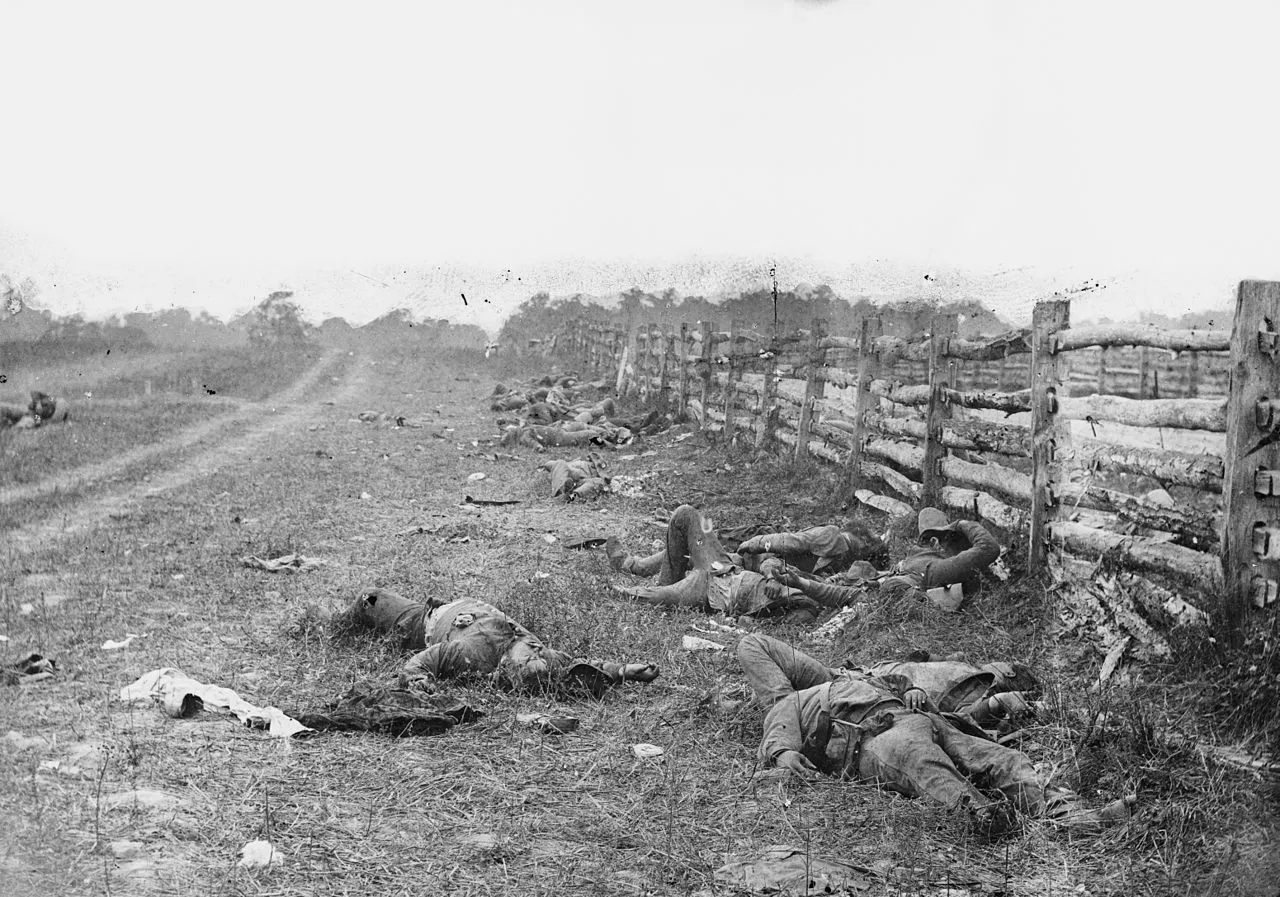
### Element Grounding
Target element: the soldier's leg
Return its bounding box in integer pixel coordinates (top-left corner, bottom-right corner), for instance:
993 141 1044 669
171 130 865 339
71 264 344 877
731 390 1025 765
930 720 1045 814
856 711 993 811
736 633 833 705
659 505 730 584
614 569 711 609
606 540 667 577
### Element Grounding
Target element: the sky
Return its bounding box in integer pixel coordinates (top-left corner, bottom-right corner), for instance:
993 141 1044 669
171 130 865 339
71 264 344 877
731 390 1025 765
3 1 1280 335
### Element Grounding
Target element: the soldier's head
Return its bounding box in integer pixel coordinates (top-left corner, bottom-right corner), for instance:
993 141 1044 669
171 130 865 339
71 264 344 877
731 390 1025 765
840 518 889 568
916 508 969 556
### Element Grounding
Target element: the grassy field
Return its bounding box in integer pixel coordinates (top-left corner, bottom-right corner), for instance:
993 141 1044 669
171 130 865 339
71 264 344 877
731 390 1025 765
0 344 1275 897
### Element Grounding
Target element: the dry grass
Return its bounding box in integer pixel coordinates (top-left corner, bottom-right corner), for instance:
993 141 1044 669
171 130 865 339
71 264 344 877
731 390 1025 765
0 346 1276 897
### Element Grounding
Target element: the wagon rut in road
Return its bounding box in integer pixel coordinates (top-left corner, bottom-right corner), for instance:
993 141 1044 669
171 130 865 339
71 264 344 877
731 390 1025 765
0 350 346 509
1 350 365 558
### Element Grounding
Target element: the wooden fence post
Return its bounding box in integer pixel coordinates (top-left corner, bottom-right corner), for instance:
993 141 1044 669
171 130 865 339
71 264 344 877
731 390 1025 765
794 318 827 464
676 323 690 419
845 317 882 491
1098 347 1109 395
1186 351 1200 398
1138 345 1151 399
700 321 715 431
1221 280 1280 644
756 333 778 452
657 324 671 414
921 314 957 506
1029 300 1072 574
723 320 740 446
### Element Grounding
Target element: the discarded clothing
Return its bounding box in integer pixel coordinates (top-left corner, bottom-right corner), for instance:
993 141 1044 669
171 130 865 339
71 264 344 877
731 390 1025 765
295 676 481 736
119 668 313 738
241 554 324 574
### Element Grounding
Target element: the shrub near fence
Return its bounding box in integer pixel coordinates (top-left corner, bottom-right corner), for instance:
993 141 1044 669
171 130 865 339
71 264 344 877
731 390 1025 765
554 283 1280 647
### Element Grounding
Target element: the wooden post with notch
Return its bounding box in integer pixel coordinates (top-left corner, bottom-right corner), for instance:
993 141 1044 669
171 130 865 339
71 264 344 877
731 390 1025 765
756 331 778 451
676 323 690 419
699 320 715 433
794 318 827 464
656 324 671 414
1221 281 1280 644
845 317 882 491
723 320 740 446
1028 300 1072 574
921 314 957 506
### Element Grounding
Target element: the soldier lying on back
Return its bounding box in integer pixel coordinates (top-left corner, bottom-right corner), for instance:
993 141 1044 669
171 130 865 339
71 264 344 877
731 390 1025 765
344 587 659 695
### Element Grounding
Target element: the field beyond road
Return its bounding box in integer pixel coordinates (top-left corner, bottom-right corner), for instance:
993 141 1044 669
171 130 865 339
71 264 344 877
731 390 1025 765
1 345 1276 897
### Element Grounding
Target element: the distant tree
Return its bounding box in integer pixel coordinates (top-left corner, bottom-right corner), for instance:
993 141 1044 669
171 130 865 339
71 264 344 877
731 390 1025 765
247 291 313 347
1 274 38 316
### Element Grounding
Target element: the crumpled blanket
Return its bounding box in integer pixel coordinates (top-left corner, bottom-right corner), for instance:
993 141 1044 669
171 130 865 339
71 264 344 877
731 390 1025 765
241 554 324 574
119 668 313 738
294 676 482 736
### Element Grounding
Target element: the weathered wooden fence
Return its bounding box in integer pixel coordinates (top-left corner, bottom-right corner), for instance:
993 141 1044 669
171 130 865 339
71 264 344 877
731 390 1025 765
553 285 1280 643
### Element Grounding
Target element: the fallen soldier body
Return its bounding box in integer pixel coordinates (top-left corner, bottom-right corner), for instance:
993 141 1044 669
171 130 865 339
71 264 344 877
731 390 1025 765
345 588 659 693
606 504 827 621
855 652 1039 730
541 455 610 501
1 390 68 430
771 507 1001 614
739 633 1133 837
735 519 888 578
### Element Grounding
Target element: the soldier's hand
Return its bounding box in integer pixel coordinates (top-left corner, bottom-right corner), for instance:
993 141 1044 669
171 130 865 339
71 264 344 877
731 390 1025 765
774 750 820 779
903 687 930 711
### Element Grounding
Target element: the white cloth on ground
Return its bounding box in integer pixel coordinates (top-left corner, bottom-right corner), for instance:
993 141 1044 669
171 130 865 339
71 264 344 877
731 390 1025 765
119 668 313 738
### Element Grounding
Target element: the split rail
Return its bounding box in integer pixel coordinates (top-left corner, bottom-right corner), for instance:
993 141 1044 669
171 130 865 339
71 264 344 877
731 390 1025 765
553 284 1280 643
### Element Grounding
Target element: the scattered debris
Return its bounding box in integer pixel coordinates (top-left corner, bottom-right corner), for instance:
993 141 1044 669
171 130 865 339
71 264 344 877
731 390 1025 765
564 535 609 550
101 789 189 812
102 634 140 651
3 730 47 752
359 491 373 500
467 472 487 482
464 495 520 507
632 743 665 760
517 713 579 735
38 758 86 779
682 635 726 652
241 554 325 574
714 844 878 895
237 840 285 869
808 603 868 648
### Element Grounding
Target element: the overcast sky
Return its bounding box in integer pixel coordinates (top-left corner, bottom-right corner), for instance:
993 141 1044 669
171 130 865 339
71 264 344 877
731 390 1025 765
4 1 1280 334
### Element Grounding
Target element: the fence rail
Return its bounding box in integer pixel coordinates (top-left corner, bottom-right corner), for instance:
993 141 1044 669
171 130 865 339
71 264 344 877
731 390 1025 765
545 290 1280 643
